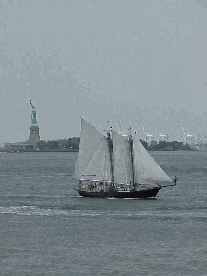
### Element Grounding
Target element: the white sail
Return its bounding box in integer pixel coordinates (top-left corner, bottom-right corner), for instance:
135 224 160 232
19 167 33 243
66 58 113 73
74 118 104 179
133 135 172 185
112 130 134 185
82 138 112 181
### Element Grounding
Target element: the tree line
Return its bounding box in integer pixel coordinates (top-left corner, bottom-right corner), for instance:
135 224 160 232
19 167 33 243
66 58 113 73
37 137 80 151
139 140 192 151
36 137 192 151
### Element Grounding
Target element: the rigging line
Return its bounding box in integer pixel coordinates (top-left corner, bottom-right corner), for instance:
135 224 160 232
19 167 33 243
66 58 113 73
83 117 110 135
81 117 105 136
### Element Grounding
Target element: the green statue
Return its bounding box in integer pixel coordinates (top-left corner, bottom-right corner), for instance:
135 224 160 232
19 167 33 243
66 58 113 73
30 100 37 125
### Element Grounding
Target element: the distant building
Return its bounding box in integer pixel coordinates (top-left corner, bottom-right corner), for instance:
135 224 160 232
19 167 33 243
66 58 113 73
4 142 34 151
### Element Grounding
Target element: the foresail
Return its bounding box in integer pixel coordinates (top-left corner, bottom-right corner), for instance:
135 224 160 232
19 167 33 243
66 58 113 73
82 138 112 181
112 130 133 185
133 135 172 185
74 118 104 179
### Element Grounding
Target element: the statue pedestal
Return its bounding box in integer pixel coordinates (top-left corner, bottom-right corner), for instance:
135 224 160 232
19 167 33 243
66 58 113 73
28 125 40 147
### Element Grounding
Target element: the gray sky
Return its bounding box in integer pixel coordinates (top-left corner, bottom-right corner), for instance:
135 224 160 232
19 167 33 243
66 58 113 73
1 0 207 143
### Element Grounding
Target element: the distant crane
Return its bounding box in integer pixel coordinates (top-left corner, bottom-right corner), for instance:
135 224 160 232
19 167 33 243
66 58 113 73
182 123 193 145
197 129 202 148
155 122 167 144
143 123 153 145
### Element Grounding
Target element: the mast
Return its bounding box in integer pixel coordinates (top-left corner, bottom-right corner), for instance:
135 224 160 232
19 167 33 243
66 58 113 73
129 127 135 187
109 138 114 186
106 120 114 185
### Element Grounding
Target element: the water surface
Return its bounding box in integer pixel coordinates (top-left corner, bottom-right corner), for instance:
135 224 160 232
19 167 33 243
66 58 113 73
0 151 207 275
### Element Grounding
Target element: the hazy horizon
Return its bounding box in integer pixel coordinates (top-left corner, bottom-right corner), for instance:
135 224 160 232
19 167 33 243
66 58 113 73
1 0 207 143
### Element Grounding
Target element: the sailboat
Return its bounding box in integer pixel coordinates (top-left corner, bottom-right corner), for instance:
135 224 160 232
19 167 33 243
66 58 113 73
74 118 175 198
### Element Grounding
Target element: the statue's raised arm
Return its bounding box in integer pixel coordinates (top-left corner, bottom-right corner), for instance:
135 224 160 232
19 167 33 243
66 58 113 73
30 100 37 125
30 99 34 109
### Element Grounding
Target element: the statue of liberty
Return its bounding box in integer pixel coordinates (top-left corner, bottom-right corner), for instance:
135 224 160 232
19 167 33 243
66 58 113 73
30 100 37 125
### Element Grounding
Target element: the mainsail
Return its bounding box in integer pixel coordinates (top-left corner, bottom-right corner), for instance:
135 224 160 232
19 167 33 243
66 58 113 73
74 118 112 181
112 130 134 185
133 135 172 185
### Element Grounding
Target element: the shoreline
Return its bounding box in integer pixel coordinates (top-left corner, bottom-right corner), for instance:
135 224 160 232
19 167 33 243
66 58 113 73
0 149 79 153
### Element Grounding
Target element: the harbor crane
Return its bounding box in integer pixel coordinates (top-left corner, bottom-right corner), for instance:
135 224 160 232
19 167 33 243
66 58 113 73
143 123 153 145
182 123 193 145
155 122 167 144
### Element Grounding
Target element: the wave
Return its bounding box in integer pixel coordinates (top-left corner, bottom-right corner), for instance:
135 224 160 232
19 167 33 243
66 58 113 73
1 206 207 222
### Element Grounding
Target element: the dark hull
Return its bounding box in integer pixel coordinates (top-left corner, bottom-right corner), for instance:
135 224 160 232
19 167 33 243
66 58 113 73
77 187 161 198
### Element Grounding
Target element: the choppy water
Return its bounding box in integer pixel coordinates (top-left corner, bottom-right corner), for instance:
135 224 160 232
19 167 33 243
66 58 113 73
0 151 207 276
